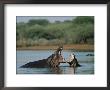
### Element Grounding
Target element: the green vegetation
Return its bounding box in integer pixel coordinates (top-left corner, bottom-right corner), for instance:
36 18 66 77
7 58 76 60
16 16 94 47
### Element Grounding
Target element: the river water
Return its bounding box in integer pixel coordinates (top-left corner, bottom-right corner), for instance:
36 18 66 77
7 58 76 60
16 50 94 74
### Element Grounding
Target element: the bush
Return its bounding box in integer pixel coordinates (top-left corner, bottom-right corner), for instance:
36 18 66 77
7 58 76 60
16 16 94 47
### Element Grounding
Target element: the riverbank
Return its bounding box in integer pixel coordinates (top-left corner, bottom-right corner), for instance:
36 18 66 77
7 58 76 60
17 44 94 51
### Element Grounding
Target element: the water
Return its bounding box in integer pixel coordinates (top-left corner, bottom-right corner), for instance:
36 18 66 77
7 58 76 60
16 50 94 74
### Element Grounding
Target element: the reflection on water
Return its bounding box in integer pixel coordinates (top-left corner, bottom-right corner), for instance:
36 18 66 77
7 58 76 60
17 50 94 74
48 67 76 74
49 67 63 74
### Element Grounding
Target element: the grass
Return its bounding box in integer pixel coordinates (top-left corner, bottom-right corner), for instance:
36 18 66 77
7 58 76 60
17 44 94 51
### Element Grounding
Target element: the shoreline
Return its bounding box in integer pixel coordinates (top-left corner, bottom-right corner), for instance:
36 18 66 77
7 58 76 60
17 44 94 52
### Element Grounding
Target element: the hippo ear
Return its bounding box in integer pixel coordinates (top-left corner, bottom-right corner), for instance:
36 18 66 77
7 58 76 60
59 45 63 48
73 54 75 57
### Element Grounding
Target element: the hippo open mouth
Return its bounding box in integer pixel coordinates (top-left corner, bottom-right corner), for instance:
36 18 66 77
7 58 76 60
20 46 80 68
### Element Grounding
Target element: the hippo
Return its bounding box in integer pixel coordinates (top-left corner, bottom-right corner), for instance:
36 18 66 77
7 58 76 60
20 46 64 68
20 59 48 68
86 54 94 56
67 53 81 67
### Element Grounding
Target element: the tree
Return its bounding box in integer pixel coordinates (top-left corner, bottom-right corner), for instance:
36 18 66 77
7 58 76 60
72 16 94 24
27 19 49 26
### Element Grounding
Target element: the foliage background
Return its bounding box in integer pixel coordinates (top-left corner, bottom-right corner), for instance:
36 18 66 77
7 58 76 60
16 16 94 47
